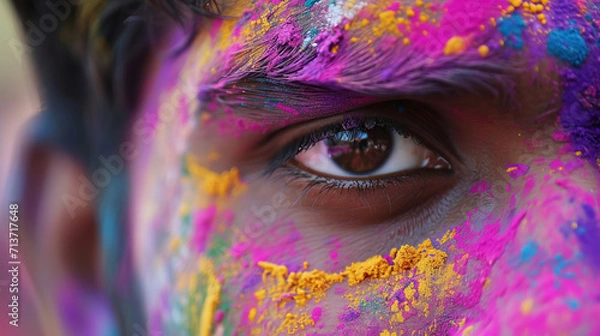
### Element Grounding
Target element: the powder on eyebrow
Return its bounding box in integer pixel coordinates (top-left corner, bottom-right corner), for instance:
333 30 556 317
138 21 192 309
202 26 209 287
444 36 468 55
547 28 589 67
497 14 526 49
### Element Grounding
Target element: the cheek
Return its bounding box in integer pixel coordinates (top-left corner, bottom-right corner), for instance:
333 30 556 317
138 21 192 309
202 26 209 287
471 158 600 334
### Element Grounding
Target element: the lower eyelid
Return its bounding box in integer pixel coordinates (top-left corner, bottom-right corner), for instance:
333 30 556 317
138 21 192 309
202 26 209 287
267 165 458 224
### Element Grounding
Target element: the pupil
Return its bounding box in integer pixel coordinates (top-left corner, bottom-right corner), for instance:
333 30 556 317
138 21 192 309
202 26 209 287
324 127 393 175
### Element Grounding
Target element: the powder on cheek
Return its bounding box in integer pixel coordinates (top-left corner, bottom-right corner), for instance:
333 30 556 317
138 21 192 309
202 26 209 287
250 236 458 334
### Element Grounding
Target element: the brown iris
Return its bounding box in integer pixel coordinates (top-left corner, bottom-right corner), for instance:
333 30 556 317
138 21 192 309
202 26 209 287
324 127 393 175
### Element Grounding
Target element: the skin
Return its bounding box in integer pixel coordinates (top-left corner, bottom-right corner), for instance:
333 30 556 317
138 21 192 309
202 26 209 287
126 0 600 335
18 0 599 335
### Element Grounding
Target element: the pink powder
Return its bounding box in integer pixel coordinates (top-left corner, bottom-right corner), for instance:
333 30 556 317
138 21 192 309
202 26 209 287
312 306 323 322
190 205 217 253
470 180 491 193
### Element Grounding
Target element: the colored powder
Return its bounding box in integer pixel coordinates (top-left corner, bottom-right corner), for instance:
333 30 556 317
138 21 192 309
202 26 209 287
257 239 447 306
191 205 217 253
565 298 580 310
520 240 538 262
553 254 575 278
186 156 247 197
574 204 600 270
305 0 320 8
478 45 490 57
278 312 315 334
338 307 361 322
380 330 398 336
520 298 534 315
444 36 468 55
248 307 257 322
199 259 222 336
311 307 322 322
314 27 344 60
276 20 303 48
547 29 589 67
497 14 526 49
469 180 491 193
506 163 530 179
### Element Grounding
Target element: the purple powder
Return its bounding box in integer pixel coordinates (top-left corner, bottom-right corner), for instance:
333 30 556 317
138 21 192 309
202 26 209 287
338 307 361 322
314 27 344 60
575 204 600 270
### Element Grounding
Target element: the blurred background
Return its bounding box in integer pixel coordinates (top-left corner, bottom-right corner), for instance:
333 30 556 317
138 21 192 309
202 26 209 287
1 3 41 335
1 2 39 196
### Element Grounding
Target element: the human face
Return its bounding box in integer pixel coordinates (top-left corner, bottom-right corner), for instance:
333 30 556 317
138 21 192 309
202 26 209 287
130 0 600 334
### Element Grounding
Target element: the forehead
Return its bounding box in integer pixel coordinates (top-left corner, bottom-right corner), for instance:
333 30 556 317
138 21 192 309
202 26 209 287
203 0 537 64
178 0 530 119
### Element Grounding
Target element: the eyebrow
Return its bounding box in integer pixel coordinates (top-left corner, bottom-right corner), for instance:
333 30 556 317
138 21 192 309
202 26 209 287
197 40 518 124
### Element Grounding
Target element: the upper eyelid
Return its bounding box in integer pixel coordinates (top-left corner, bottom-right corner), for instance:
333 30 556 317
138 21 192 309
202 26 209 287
264 116 417 176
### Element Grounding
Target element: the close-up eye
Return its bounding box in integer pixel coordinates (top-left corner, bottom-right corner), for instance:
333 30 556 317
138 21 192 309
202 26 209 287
261 103 460 216
293 123 451 179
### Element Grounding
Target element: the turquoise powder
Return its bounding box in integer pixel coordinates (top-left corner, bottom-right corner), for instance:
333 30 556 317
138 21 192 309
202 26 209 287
520 240 538 262
305 0 320 8
547 29 589 67
497 14 526 49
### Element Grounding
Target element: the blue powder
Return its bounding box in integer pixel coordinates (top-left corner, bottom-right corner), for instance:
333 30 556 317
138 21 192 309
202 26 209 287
305 0 320 8
547 29 589 67
520 240 538 262
553 254 576 278
565 298 580 310
497 14 526 49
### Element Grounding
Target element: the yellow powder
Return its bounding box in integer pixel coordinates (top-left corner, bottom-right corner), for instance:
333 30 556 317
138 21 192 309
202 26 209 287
394 245 420 270
406 7 415 17
391 311 405 323
187 156 247 197
373 10 402 36
248 307 257 322
403 282 417 301
391 300 400 312
509 0 523 7
444 36 468 55
255 289 266 302
478 45 490 57
379 10 397 25
521 298 534 314
278 312 315 335
462 325 475 336
258 239 447 306
199 259 222 336
437 229 456 245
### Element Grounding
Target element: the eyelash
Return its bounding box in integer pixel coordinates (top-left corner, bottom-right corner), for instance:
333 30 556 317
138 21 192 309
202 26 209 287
273 165 430 192
265 116 420 176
